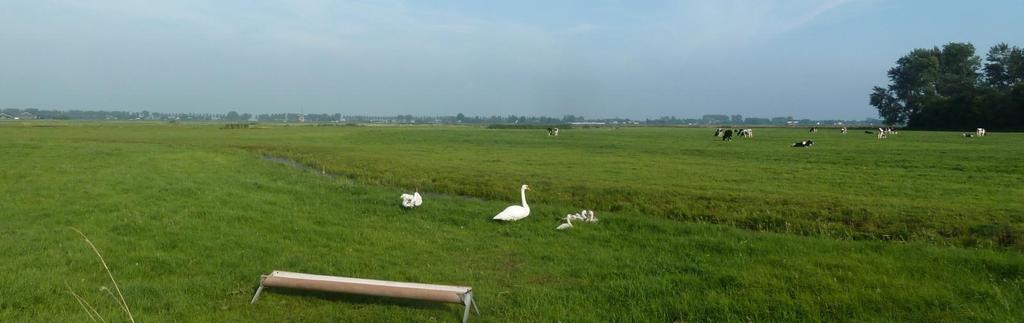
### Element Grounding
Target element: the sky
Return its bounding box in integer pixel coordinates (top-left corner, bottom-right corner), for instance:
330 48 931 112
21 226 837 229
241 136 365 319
1 0 1022 119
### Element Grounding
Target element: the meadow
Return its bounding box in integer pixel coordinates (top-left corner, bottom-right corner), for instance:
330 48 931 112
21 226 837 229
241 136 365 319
0 122 1022 322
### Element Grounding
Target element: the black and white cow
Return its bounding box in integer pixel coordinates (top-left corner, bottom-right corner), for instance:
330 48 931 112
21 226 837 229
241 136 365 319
841 127 848 134
722 129 734 141
976 128 986 137
809 127 818 133
791 140 814 148
546 127 560 136
714 128 724 137
962 132 975 138
738 128 753 138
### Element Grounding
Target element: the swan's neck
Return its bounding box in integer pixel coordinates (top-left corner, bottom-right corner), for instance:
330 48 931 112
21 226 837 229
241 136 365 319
520 188 529 209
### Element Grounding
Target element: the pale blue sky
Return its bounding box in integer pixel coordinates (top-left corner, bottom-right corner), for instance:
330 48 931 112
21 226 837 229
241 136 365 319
1 0 1021 119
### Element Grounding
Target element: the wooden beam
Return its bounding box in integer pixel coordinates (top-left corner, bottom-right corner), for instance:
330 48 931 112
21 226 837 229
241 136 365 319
259 271 471 304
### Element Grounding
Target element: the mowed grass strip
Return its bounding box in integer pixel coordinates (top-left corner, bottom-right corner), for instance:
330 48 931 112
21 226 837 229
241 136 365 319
0 127 1021 321
232 126 1023 249
4 123 1022 249
3 122 1022 249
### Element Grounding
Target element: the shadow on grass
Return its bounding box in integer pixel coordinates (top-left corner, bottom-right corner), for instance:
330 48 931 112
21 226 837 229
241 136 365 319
253 287 453 312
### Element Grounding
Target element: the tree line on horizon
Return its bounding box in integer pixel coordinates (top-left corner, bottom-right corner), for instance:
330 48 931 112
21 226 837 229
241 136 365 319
1 108 879 126
871 42 1024 130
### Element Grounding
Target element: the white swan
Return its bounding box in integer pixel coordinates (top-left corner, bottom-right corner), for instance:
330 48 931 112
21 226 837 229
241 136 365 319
567 210 598 222
566 212 583 221
400 191 422 208
556 218 573 230
492 185 530 221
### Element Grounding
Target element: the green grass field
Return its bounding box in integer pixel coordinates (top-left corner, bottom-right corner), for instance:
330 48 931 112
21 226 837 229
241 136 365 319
1 122 1022 322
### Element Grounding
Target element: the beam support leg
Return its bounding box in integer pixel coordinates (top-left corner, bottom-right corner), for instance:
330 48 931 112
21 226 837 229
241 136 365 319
471 293 480 315
250 284 265 304
461 292 474 323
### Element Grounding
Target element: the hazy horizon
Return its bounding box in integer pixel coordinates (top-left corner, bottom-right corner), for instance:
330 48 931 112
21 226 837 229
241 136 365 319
2 1 1022 119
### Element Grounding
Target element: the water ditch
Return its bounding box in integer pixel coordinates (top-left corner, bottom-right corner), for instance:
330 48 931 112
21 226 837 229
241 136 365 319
262 155 333 177
260 154 487 203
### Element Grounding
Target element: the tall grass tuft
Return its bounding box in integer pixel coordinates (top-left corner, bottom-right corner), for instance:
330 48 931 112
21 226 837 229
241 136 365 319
65 281 106 323
68 227 136 323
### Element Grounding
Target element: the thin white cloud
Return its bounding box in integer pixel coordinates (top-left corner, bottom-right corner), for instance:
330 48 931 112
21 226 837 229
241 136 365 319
778 0 857 33
650 0 862 51
560 24 601 35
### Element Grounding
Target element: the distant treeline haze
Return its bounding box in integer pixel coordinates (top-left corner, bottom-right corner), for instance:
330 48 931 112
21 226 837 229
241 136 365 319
0 108 880 126
871 42 1024 130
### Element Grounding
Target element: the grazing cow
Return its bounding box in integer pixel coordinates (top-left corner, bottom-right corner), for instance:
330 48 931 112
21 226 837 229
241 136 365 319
962 132 975 138
791 140 814 148
874 127 896 136
841 127 848 134
738 128 753 138
722 129 734 141
546 127 560 136
976 128 986 137
714 128 723 137
809 127 818 133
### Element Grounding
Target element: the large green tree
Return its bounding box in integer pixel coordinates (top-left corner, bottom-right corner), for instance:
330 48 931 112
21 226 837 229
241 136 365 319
984 43 1024 88
871 42 1024 130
